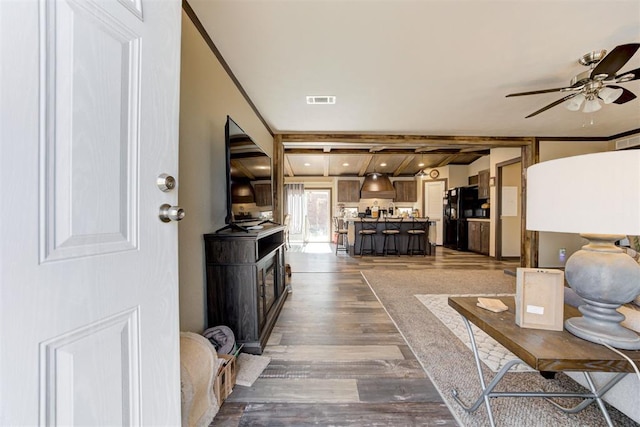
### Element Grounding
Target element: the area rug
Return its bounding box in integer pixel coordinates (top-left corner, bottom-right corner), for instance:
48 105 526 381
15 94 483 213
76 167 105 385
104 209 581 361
235 353 271 387
362 269 637 427
415 293 534 373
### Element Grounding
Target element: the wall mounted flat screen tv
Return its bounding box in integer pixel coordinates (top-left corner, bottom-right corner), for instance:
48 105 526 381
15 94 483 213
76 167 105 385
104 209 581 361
220 116 273 231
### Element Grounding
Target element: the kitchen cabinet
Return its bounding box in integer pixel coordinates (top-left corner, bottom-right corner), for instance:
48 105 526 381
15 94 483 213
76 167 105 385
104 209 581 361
204 225 288 354
468 220 490 255
480 222 490 255
337 180 361 202
393 181 417 202
478 169 490 199
254 183 272 206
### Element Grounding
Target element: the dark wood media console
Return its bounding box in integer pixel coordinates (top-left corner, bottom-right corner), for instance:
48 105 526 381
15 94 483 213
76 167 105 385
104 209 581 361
204 224 288 354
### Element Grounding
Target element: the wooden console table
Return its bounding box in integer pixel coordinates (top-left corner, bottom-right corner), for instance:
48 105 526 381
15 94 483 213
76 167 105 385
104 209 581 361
448 296 640 427
204 225 288 354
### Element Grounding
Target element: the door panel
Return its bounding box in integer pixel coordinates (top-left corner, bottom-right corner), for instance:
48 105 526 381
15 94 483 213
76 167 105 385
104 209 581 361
42 0 141 262
424 180 445 245
305 189 331 242
40 308 140 425
0 0 182 425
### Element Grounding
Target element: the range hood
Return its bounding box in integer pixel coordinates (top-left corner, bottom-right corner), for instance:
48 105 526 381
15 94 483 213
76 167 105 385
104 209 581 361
360 173 396 199
231 180 255 203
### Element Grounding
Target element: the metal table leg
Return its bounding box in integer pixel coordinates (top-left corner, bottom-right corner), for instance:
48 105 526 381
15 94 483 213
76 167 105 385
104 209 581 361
451 314 628 427
544 371 627 426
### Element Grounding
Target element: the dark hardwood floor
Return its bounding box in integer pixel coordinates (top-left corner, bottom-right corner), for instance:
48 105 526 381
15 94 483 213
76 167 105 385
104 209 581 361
212 244 519 426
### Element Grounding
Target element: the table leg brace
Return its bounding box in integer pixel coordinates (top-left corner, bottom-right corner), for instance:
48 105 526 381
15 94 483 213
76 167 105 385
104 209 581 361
451 314 627 427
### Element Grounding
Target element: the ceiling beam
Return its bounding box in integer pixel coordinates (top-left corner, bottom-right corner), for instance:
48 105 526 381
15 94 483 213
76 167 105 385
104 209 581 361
459 146 491 153
433 154 460 168
286 148 481 155
416 146 451 152
359 154 374 177
230 159 255 180
284 156 294 177
280 133 532 146
393 155 416 177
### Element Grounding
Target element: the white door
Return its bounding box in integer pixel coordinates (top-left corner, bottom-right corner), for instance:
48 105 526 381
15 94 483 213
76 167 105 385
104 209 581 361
424 180 445 245
0 0 182 425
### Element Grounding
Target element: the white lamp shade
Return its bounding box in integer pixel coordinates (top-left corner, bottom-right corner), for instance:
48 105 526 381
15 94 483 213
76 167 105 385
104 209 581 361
582 98 601 113
565 93 585 111
526 151 640 235
599 86 624 104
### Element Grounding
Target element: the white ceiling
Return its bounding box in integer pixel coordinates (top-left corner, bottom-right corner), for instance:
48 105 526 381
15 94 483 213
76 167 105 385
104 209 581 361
188 0 640 139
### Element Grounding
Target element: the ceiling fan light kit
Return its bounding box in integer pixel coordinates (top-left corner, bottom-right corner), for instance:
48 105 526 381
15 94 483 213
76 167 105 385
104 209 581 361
582 98 601 113
599 86 624 104
507 43 640 118
565 93 585 111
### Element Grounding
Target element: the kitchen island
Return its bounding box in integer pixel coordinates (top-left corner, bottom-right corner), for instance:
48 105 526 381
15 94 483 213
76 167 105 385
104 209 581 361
347 217 433 256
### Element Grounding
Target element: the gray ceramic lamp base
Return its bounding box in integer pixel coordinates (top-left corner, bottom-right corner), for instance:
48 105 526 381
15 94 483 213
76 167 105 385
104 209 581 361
565 234 640 350
565 299 640 350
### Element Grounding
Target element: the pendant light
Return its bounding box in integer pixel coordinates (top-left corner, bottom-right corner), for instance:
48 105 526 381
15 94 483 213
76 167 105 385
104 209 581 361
360 156 396 199
416 151 426 177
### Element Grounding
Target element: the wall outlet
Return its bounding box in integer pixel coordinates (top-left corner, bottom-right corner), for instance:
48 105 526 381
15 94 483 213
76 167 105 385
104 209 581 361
559 248 566 262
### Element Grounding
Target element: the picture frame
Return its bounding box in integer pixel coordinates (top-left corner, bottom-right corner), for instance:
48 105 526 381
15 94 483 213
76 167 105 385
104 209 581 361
515 268 565 331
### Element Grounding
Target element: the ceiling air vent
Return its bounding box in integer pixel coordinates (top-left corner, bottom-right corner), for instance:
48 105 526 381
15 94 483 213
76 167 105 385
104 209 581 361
306 95 336 105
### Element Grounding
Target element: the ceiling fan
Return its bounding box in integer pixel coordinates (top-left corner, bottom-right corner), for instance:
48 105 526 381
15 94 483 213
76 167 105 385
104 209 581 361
507 43 640 118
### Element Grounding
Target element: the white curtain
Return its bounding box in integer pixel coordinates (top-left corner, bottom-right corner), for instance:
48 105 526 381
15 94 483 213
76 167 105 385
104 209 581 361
285 184 305 234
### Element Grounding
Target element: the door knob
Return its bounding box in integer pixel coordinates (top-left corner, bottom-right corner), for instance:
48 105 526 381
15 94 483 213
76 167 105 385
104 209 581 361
159 204 185 222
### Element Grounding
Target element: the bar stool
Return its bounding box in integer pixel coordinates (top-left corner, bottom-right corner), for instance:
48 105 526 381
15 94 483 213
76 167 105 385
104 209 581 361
334 216 349 255
382 217 402 256
407 217 429 256
359 218 379 256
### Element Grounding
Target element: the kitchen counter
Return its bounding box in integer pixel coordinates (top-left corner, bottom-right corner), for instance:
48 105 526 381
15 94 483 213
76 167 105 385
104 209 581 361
349 217 429 222
348 218 433 255
467 218 490 222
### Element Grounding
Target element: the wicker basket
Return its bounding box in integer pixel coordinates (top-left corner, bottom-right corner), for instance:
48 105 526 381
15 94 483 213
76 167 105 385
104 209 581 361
214 353 236 406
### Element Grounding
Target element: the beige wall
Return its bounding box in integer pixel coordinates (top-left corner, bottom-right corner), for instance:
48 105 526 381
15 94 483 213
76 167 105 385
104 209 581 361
178 11 272 332
447 165 469 188
536 141 612 267
467 156 490 176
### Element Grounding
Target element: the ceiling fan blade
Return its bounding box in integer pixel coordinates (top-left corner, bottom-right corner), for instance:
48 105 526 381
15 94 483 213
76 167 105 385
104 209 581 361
615 67 640 82
607 85 637 104
506 87 573 97
524 93 579 118
591 43 640 79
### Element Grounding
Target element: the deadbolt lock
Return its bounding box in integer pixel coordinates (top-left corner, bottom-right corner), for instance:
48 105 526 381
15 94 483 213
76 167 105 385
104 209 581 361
157 174 176 192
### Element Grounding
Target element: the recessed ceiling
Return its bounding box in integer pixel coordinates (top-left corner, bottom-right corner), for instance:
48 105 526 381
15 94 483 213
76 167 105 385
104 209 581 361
186 0 640 175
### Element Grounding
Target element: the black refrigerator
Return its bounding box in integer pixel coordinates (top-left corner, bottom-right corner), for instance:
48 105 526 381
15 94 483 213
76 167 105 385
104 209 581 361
443 186 478 251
